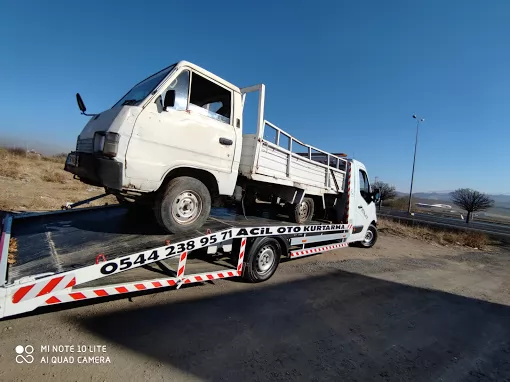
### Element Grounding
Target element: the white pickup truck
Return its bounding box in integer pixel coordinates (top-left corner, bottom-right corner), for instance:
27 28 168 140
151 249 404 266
65 60 379 237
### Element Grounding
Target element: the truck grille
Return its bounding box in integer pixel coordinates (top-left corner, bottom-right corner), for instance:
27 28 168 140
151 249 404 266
76 138 93 153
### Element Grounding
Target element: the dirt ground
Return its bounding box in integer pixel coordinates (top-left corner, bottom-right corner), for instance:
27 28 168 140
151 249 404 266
1 233 509 381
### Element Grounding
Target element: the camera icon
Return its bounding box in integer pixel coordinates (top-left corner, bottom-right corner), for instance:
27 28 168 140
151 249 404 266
15 345 34 364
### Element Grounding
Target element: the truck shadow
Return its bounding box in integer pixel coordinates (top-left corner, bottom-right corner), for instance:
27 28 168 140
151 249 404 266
72 269 510 381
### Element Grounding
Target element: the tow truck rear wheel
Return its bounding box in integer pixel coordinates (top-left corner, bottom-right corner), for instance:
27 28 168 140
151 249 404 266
290 197 314 224
243 237 282 283
155 176 211 234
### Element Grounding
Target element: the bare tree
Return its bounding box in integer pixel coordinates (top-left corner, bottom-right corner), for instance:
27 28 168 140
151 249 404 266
450 188 494 223
372 181 397 210
373 181 397 200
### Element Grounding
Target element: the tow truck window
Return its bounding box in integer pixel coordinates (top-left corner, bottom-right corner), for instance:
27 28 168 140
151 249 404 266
189 72 232 124
359 169 370 202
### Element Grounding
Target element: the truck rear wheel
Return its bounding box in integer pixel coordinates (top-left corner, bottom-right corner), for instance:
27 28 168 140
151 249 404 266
243 237 282 283
155 176 211 234
290 197 314 224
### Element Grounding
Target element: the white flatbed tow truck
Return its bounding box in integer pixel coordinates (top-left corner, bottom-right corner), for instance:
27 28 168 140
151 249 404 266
0 155 380 320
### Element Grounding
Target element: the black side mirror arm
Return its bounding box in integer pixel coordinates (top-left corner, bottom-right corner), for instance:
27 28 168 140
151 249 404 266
76 93 98 117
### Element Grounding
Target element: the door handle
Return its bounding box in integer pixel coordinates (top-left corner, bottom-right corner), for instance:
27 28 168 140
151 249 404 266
219 137 233 146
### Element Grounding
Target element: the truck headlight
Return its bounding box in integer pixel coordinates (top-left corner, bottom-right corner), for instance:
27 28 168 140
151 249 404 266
103 132 120 158
93 132 119 157
93 133 105 153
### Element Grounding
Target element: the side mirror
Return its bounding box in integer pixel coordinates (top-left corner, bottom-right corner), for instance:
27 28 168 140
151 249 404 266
163 90 175 110
373 188 381 202
76 93 86 113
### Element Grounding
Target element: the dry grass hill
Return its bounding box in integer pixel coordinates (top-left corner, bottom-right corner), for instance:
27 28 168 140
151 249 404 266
0 147 117 212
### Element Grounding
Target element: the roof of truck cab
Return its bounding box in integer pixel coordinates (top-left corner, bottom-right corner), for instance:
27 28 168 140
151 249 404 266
176 60 242 94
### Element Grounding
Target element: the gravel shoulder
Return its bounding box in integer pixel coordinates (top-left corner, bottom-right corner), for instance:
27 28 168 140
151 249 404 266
1 233 510 381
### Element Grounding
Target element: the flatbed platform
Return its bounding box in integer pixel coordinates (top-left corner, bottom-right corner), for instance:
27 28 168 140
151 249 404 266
0 196 357 320
7 205 326 284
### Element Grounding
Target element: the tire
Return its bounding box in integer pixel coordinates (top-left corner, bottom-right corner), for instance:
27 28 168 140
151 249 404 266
243 237 282 283
155 176 211 234
359 223 378 248
290 197 314 224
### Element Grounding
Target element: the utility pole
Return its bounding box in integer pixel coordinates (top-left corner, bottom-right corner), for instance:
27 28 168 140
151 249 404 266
408 115 425 214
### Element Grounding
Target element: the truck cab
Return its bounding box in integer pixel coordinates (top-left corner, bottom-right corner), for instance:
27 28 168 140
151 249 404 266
66 61 242 194
65 61 245 231
65 60 378 240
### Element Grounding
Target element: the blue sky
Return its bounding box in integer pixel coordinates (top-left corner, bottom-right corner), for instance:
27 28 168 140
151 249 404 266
1 0 509 194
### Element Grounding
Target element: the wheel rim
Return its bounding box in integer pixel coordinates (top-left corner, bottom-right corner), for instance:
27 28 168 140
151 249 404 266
364 230 374 244
255 245 275 274
171 190 202 225
298 200 310 220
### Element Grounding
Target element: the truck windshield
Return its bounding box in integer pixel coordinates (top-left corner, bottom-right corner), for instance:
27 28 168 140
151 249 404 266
113 64 176 108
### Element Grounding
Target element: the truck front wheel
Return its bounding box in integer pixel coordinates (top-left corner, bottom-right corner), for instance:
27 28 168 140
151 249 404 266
155 176 211 234
358 224 378 248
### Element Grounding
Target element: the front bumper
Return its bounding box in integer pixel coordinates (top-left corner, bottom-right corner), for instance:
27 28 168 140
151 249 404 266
64 152 123 190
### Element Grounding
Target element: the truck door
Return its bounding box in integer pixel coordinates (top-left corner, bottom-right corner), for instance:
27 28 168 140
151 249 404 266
126 68 237 185
350 164 375 242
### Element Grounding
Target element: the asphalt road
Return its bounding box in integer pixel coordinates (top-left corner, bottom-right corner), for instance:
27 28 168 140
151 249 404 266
378 207 510 238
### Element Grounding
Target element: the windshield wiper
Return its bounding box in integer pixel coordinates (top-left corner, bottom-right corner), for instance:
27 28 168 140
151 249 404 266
121 99 139 106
